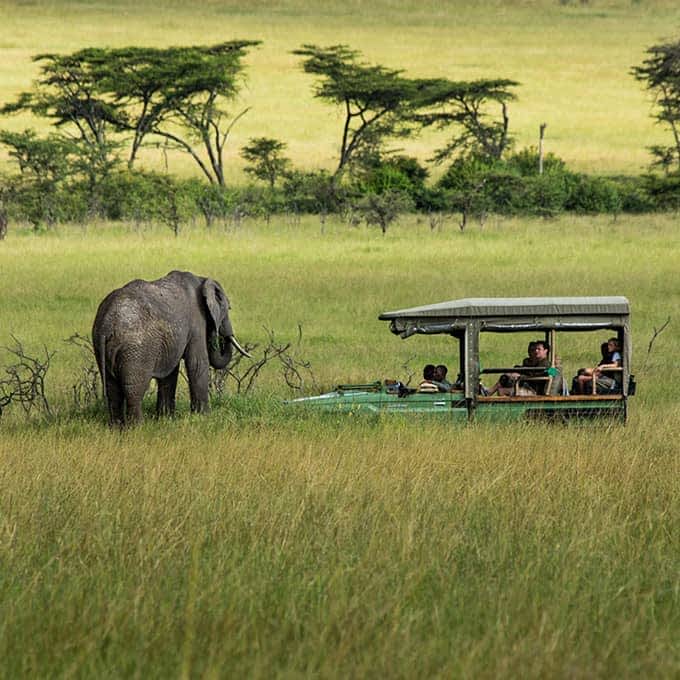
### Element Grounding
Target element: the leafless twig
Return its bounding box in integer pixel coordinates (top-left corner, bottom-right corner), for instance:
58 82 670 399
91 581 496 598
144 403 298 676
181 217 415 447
641 316 671 372
209 324 316 396
0 335 55 418
64 333 100 408
400 354 417 387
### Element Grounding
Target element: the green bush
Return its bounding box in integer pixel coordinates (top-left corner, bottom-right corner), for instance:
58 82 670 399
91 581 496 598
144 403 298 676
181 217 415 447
434 155 628 217
9 179 87 229
641 173 680 211
515 173 570 218
505 146 567 176
352 155 429 208
564 174 622 214
281 170 343 215
607 176 655 214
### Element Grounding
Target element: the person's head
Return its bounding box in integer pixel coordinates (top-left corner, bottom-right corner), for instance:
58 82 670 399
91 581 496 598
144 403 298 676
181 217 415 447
607 337 620 353
423 364 435 380
531 340 550 361
600 341 610 359
499 374 515 388
434 364 448 381
527 341 537 356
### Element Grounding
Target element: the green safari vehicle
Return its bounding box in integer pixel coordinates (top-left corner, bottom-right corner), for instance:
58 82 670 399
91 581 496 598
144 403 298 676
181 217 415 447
288 297 635 423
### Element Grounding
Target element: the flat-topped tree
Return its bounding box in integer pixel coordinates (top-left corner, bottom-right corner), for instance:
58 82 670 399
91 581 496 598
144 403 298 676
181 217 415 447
1 49 121 182
1 41 261 186
293 44 427 184
632 40 680 173
413 78 519 164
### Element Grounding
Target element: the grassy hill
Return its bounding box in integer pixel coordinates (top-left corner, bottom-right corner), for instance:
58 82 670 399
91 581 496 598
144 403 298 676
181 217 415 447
1 0 680 181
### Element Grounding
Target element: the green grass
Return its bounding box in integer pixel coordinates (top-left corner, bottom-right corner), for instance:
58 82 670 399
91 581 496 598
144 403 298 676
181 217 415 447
1 3 679 675
1 0 680 179
0 214 679 677
1 415 678 677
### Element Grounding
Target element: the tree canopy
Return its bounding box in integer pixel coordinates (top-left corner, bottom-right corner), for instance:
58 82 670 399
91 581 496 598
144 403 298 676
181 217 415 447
293 45 519 181
1 41 260 185
293 45 430 181
632 39 680 172
413 78 519 163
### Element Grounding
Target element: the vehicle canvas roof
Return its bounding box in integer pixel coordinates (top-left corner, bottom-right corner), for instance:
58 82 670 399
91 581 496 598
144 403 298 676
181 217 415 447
379 296 630 321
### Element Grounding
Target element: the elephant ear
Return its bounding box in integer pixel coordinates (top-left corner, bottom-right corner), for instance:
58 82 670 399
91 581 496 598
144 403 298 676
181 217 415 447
202 279 228 331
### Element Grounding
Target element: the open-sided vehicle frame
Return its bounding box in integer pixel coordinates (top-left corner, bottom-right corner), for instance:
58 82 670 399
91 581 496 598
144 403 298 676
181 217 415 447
289 297 635 423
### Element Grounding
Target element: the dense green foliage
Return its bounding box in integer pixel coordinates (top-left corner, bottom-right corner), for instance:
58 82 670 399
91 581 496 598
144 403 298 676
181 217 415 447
632 38 680 172
4 33 680 232
3 151 675 233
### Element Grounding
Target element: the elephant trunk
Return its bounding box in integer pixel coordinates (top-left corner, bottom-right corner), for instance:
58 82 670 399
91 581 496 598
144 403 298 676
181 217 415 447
208 320 251 370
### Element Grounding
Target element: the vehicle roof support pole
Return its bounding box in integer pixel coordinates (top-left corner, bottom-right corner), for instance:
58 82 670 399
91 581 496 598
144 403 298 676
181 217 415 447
464 321 480 419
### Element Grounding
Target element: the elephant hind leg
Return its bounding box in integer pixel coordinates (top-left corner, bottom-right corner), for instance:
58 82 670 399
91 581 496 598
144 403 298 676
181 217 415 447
118 365 152 426
156 366 179 417
123 389 145 425
105 376 125 428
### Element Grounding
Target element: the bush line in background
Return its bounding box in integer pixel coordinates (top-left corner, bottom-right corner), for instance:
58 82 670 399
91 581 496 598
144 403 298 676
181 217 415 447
2 36 680 233
2 151 679 235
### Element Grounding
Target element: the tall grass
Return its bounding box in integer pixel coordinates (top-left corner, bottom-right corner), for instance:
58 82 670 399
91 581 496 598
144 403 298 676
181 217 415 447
1 415 678 677
0 214 679 676
1 0 680 178
1 213 677 404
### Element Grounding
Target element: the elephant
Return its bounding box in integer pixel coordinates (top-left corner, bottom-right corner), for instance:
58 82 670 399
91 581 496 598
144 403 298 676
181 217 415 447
92 270 250 426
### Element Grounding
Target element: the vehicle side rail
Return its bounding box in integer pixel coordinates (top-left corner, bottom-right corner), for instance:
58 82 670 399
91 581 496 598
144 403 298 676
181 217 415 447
478 394 625 402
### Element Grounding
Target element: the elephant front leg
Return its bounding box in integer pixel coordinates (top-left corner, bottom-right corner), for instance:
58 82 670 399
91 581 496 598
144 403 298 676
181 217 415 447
184 349 211 413
156 366 179 417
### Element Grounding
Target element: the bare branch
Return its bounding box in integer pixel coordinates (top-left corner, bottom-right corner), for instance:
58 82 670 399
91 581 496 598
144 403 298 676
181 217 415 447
209 325 316 397
0 335 55 418
64 333 100 408
641 316 671 371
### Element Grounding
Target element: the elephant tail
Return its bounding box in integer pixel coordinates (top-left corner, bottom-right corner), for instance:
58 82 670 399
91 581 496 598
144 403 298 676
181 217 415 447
95 332 110 417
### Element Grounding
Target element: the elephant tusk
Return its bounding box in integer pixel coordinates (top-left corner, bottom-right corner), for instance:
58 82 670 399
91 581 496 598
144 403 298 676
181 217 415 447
230 336 252 358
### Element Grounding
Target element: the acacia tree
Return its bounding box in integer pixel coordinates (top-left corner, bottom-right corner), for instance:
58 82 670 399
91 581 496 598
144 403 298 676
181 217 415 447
1 41 260 186
414 78 519 163
240 137 291 187
293 45 430 183
294 44 519 182
1 51 121 187
131 41 260 185
632 40 680 172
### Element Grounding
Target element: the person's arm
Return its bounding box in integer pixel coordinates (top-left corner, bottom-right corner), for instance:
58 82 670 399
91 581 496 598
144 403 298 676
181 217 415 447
595 352 621 372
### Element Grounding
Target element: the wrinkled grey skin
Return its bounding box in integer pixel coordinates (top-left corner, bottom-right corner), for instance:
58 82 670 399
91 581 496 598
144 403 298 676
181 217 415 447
92 270 247 427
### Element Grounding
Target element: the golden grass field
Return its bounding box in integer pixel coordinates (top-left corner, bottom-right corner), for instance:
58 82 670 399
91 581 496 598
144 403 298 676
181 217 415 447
1 0 680 180
1 1 679 677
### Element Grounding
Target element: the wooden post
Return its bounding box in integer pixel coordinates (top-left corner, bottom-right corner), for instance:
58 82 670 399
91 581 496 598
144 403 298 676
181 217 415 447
539 123 547 175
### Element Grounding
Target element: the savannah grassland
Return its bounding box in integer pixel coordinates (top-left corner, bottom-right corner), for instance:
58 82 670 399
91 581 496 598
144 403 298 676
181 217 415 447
1 1 680 678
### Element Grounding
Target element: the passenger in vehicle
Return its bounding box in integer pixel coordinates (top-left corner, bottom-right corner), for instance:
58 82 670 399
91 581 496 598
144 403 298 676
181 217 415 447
486 373 517 396
418 364 439 392
432 364 454 392
486 341 535 396
518 340 552 395
572 342 609 394
573 337 622 394
486 340 552 396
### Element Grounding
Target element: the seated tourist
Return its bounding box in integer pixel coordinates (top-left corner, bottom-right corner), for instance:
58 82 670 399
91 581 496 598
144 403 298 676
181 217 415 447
486 340 552 396
486 372 518 397
573 337 622 394
418 364 439 392
432 364 454 392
